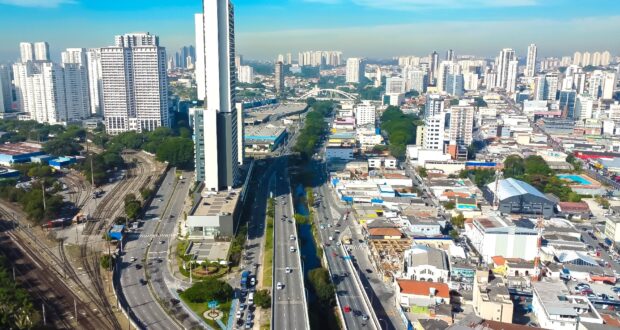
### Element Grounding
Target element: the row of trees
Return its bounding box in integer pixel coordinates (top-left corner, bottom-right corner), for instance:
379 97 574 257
181 277 233 304
380 106 422 159
293 99 333 158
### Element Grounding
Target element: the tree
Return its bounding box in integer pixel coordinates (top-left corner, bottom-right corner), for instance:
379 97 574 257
42 137 82 156
182 277 233 303
254 290 271 308
451 213 465 228
155 137 194 170
503 155 525 179
444 201 455 210
308 268 335 306
450 99 459 106
524 155 551 177
417 167 428 178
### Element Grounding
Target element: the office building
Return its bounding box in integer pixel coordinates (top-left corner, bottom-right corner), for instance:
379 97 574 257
574 94 593 120
558 90 576 119
525 43 537 77
448 105 474 146
545 73 559 100
430 51 439 85
385 77 406 94
445 73 464 97
424 94 444 118
275 61 284 94
194 0 241 191
346 57 364 83
0 65 11 112
355 101 375 127
238 65 254 84
61 48 91 121
13 61 67 124
496 48 516 90
100 32 169 134
86 49 103 115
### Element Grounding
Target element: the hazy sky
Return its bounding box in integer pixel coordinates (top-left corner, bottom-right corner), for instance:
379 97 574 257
0 0 619 62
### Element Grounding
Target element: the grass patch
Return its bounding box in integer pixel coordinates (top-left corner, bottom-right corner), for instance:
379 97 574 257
262 198 275 288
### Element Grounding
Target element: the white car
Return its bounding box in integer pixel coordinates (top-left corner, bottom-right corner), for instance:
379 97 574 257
289 246 296 252
289 235 295 240
277 282 284 290
285 267 292 273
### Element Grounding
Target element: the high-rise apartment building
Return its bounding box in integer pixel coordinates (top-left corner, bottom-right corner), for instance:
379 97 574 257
601 51 611 66
19 41 50 62
525 44 537 77
61 48 91 121
602 71 616 100
448 105 474 147
423 114 446 151
86 49 103 115
533 75 546 101
573 52 582 66
238 65 254 84
592 52 602 67
545 73 559 100
275 61 284 94
425 94 445 118
496 48 516 90
385 77 406 94
446 73 465 97
194 0 242 191
346 58 364 83
446 49 455 61
100 32 169 134
404 67 426 93
581 52 591 67
506 60 519 93
355 101 376 127
430 51 439 85
13 61 67 124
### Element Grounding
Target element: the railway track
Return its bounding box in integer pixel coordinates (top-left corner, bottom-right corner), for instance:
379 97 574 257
0 219 106 329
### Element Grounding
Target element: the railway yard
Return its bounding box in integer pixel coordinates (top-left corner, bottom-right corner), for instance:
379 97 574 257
0 150 166 329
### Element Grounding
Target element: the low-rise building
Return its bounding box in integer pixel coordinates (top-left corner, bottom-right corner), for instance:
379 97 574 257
408 217 442 236
532 281 603 330
604 216 620 243
472 271 513 324
485 178 556 218
396 279 450 308
186 189 241 239
244 124 288 155
403 245 450 283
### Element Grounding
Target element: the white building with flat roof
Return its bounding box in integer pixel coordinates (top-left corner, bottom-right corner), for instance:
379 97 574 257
355 101 375 127
532 281 603 330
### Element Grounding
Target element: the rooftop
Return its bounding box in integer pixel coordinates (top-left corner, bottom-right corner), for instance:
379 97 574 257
0 142 42 156
193 189 241 216
487 178 549 201
407 245 449 271
397 279 450 298
368 227 403 237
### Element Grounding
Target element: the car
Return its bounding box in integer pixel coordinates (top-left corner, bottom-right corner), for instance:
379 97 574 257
160 240 165 244
170 298 180 305
139 278 147 285
130 256 137 262
159 198 163 202
329 236 333 241
277 282 284 290
362 314 369 321
600 293 611 300
343 305 351 313
289 246 296 252
290 234 296 240
612 287 620 293
135 264 142 270
365 268 373 273
245 322 252 329
285 267 292 273
239 303 246 310
320 225 325 229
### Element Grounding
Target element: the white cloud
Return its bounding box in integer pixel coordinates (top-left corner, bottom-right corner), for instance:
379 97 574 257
302 0 341 3
0 0 75 8
304 0 539 9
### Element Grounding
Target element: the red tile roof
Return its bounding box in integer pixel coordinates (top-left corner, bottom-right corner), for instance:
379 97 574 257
396 279 450 299
368 228 402 237
558 202 590 212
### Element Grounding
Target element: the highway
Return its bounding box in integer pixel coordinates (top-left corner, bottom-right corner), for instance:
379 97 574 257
116 168 201 330
272 156 310 330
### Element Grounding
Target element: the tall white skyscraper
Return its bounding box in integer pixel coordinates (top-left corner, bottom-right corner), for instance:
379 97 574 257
346 58 364 83
573 52 582 66
238 65 254 84
525 44 537 77
448 105 474 147
13 61 67 124
34 42 50 61
100 32 169 135
86 49 104 115
506 60 519 93
19 42 34 63
581 52 591 67
194 0 241 190
496 48 516 90
61 48 91 121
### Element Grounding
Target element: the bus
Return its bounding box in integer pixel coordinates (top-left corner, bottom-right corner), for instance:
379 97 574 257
240 271 250 289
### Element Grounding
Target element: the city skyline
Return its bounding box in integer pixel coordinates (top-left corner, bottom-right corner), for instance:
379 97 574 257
0 0 619 62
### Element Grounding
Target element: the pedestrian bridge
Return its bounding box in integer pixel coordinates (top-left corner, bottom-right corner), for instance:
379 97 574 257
295 88 357 101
